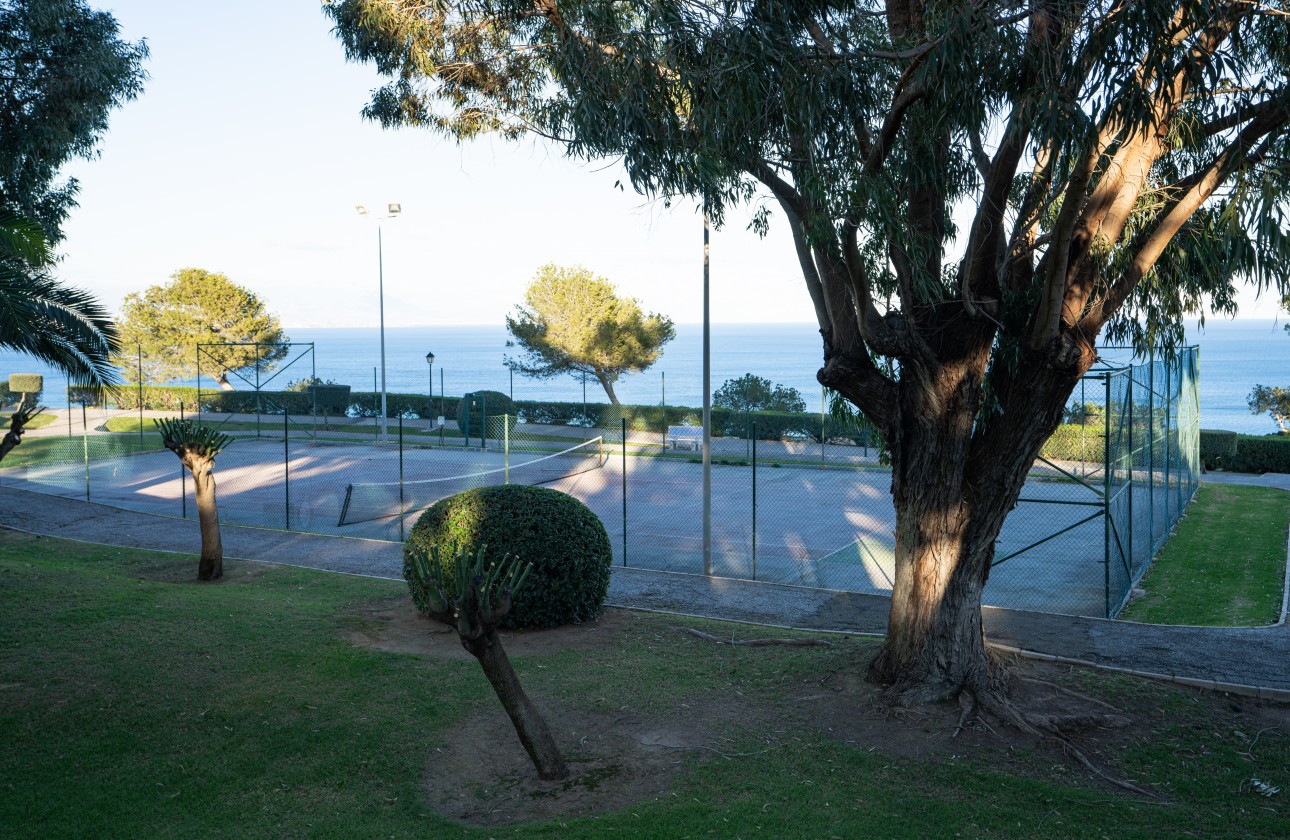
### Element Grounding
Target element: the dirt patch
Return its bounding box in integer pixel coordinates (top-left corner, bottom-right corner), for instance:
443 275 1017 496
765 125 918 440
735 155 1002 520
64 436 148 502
423 706 731 826
343 605 1290 824
343 596 642 661
131 557 271 585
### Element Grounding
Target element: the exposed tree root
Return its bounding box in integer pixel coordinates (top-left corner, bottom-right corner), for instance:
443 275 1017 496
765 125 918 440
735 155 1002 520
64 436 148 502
683 628 833 648
958 674 1161 801
881 657 1159 800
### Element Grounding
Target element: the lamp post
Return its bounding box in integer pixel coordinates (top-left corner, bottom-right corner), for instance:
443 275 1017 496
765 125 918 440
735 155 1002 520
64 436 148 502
356 201 402 441
425 351 435 428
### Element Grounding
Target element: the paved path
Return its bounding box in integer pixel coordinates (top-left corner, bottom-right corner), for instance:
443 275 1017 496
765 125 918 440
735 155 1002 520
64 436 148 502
2 477 1286 696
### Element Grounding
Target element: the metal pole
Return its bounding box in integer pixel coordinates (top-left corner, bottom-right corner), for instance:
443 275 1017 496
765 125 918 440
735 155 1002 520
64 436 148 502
373 367 378 442
661 371 666 449
378 223 389 441
504 413 510 483
751 419 757 580
180 403 186 519
398 414 405 541
66 383 72 437
284 409 291 530
1103 373 1112 617
509 368 513 402
428 360 433 423
439 368 445 446
622 417 627 567
582 371 587 419
702 204 712 576
309 343 317 432
255 342 261 438
137 344 144 446
820 384 826 470
82 402 89 502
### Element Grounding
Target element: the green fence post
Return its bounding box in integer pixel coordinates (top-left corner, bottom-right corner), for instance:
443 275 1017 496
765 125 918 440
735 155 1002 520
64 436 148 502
180 403 186 519
284 409 291 530
1103 373 1111 618
504 413 510 483
398 414 405 541
621 417 627 568
751 418 757 581
137 344 144 446
82 402 89 502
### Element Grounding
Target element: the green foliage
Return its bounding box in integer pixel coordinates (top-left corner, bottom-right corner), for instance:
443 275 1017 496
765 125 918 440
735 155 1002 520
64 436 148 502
1226 435 1290 474
1039 423 1107 463
1248 384 1290 434
403 485 611 629
455 390 515 432
714 374 806 414
0 212 118 387
1199 429 1239 470
1062 402 1102 424
115 268 289 386
405 543 531 622
7 373 42 395
505 265 674 404
153 418 232 458
0 0 147 240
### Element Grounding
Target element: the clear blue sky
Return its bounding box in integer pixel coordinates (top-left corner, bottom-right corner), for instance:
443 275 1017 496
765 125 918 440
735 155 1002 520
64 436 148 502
56 1 1280 329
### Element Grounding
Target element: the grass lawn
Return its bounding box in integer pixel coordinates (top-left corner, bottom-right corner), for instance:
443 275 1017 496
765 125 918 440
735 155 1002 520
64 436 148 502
2 531 1287 838
1121 484 1290 625
0 411 58 431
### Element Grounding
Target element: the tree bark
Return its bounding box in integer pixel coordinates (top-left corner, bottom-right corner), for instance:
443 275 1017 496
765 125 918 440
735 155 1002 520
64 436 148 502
215 371 234 391
595 371 621 405
190 459 223 581
867 341 1089 703
460 630 570 780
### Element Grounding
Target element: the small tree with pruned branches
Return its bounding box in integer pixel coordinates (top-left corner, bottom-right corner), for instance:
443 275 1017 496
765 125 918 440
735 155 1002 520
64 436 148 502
155 419 232 581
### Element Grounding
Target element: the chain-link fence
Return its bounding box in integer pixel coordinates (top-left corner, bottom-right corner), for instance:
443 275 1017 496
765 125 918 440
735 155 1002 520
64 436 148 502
0 348 1198 617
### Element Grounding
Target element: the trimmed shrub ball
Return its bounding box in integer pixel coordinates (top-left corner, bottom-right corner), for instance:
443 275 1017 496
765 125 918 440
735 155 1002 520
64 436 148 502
403 484 611 629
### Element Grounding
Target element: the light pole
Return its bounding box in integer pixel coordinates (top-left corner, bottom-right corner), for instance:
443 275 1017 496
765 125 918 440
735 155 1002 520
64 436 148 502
356 201 402 440
425 351 435 427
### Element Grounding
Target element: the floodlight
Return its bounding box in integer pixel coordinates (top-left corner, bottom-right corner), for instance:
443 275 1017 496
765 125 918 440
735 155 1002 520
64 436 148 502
355 204 368 216
387 202 402 215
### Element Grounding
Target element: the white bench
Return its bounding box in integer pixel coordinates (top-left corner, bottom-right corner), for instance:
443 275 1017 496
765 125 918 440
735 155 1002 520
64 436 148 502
665 425 703 451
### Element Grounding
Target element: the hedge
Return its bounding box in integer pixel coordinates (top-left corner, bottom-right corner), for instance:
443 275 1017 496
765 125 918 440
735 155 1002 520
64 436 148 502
1199 429 1238 470
1225 434 1290 474
108 385 461 419
8 373 42 394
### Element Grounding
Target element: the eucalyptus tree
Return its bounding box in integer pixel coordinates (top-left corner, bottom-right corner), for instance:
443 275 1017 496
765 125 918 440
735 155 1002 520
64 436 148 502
0 0 148 240
506 263 674 404
327 1 1290 713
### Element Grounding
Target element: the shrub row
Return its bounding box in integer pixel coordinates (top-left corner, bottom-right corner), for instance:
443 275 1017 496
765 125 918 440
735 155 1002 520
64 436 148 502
1222 434 1290 474
106 385 463 419
1199 429 1238 470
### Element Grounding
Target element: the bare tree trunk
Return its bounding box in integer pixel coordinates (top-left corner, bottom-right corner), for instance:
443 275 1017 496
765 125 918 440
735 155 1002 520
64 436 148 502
595 371 621 405
190 459 223 581
867 347 1090 703
460 631 570 780
215 371 234 392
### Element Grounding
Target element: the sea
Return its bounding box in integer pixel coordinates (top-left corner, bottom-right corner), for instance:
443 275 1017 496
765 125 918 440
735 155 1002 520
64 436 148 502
5 319 1287 435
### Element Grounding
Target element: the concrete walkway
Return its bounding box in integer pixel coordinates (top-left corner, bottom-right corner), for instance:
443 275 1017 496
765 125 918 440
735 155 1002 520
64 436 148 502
2 477 1286 697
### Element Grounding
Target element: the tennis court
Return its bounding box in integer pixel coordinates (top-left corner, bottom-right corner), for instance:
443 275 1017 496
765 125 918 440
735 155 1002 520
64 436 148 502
3 430 1122 615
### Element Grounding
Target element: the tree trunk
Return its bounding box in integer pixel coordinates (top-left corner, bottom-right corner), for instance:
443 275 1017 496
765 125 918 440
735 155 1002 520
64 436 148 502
461 630 570 780
190 459 223 581
866 347 1087 703
595 371 621 405
0 416 27 464
215 371 234 391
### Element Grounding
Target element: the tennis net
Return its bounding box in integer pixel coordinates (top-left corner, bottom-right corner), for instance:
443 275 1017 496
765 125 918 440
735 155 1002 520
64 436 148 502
337 436 606 526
